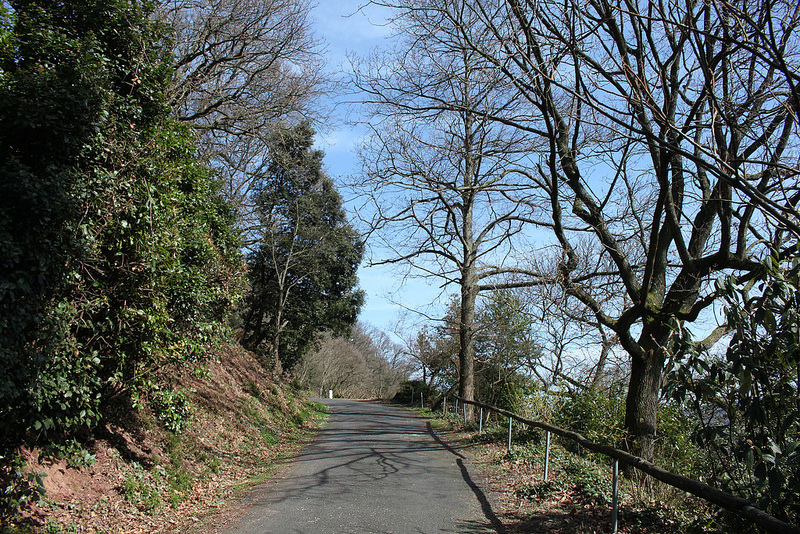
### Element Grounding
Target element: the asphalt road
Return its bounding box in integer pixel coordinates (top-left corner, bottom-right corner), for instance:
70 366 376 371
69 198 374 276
219 399 505 534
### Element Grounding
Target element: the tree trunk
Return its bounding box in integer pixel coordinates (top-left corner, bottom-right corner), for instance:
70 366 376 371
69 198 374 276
623 330 667 466
459 275 476 420
589 331 614 391
458 104 479 421
271 300 284 377
271 330 283 377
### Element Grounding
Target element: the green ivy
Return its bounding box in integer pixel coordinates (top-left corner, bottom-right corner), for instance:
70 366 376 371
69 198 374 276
149 388 194 434
0 453 45 520
0 0 242 494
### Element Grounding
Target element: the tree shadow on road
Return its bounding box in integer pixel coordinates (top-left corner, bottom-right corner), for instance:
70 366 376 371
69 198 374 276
426 422 507 533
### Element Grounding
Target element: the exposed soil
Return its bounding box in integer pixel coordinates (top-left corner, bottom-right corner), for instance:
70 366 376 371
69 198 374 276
7 344 326 533
6 381 711 533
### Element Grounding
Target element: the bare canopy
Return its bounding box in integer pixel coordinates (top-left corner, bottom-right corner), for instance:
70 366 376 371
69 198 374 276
160 0 328 248
351 2 543 418
368 0 800 460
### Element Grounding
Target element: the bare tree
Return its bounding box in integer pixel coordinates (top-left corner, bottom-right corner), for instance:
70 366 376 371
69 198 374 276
159 0 328 248
300 333 370 398
296 324 411 398
516 247 626 391
365 0 800 462
350 323 410 398
351 3 540 418
163 0 324 130
419 0 800 461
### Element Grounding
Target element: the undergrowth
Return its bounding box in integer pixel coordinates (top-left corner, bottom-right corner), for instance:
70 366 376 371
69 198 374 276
417 407 712 533
2 375 330 532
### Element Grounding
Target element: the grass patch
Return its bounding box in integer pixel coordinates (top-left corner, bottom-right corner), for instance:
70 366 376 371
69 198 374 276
291 401 327 427
122 463 162 514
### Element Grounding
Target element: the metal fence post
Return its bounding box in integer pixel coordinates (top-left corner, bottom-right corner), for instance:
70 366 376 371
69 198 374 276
544 431 551 481
431 397 799 534
611 458 619 533
464 404 467 424
479 407 483 435
421 392 424 409
507 416 512 453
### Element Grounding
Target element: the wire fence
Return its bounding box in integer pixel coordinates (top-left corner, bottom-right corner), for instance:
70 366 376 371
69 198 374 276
416 392 799 534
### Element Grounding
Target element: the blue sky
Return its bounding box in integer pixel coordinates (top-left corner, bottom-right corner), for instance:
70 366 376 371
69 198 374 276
311 1 447 339
307 1 729 360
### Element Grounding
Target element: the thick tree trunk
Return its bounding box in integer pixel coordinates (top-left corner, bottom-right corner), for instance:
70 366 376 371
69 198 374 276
458 109 478 421
623 328 667 466
459 275 476 420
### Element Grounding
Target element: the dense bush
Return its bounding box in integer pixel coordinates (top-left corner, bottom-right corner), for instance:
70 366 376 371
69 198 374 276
549 380 702 480
0 0 241 461
552 382 626 446
666 255 800 526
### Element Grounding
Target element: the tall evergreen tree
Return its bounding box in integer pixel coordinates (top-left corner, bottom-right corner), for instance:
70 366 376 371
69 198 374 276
241 122 364 374
474 290 538 412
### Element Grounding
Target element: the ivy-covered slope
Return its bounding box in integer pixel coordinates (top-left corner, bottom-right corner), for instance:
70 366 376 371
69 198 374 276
8 343 327 532
0 0 242 453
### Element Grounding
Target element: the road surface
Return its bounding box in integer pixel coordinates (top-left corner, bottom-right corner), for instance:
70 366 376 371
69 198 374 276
219 399 504 533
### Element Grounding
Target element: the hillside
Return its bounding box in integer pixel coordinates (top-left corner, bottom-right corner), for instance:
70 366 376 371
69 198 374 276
6 344 327 533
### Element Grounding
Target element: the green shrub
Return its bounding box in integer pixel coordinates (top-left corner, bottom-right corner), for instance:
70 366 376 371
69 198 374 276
665 258 800 525
44 439 97 469
0 453 45 521
553 383 626 446
149 389 194 434
0 0 242 461
558 453 613 504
